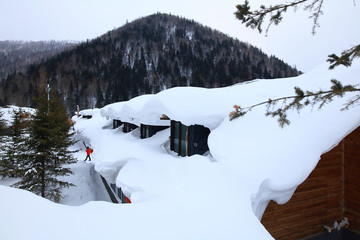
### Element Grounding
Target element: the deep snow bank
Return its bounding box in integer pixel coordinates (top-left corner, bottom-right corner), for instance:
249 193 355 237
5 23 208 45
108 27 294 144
209 61 360 219
0 60 360 240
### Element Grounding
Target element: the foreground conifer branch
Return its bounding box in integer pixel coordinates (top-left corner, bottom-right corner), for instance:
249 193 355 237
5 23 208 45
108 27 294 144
235 0 324 35
328 45 360 69
229 80 360 127
232 0 360 126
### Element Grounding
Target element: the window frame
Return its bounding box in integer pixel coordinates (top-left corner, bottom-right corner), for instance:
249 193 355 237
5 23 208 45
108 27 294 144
171 120 189 156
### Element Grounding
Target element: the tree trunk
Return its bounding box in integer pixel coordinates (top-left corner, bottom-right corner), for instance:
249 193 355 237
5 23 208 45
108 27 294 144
41 158 45 198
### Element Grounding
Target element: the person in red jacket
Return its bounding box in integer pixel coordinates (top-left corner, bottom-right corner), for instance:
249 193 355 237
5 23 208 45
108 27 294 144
84 146 93 161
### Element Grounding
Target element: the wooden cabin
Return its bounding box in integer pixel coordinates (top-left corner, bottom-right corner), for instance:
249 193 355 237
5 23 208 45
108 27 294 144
122 122 138 133
261 126 360 240
170 120 210 157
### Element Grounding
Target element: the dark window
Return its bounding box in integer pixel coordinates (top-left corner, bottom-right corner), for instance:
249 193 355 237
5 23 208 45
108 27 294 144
110 183 116 192
171 121 210 156
140 124 169 139
171 120 188 156
113 119 122 129
188 125 210 156
180 124 188 156
174 121 180 154
117 187 126 203
146 126 150 137
117 187 122 200
123 122 138 133
140 125 150 138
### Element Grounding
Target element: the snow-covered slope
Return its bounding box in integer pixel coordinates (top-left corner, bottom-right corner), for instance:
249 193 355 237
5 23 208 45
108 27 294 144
1 60 359 240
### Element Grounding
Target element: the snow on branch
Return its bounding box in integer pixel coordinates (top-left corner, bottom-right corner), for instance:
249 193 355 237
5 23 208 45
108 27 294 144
229 79 360 127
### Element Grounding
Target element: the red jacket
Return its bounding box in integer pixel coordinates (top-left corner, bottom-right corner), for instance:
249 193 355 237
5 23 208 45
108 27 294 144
86 148 93 155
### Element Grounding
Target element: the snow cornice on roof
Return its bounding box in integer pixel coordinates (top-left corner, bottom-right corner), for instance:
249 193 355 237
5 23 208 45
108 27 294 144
98 59 360 219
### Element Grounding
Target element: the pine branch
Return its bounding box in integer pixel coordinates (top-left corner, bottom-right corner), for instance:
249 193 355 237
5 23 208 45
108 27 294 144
328 44 360 69
235 1 359 69
233 1 360 128
306 0 324 35
229 80 360 127
234 0 323 35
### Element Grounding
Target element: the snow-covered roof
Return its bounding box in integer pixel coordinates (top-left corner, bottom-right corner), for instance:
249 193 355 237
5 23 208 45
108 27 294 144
79 108 100 116
100 94 156 126
100 61 360 132
1 60 360 240
98 60 360 215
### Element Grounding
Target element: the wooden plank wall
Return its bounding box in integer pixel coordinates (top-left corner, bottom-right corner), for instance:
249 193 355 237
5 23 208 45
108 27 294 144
261 126 360 239
344 127 360 231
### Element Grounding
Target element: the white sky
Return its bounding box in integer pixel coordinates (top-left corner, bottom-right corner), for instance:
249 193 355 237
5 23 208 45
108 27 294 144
0 0 359 72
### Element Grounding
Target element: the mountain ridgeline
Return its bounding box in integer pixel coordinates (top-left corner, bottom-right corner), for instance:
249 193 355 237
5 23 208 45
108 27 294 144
0 40 76 81
0 13 299 112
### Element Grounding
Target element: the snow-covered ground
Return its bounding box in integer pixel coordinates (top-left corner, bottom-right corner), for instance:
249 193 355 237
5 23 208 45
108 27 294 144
1 60 360 240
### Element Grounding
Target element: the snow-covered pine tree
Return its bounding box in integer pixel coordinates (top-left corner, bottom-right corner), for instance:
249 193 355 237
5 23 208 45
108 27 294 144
0 111 6 133
0 108 28 178
13 88 77 202
0 111 9 175
47 89 78 191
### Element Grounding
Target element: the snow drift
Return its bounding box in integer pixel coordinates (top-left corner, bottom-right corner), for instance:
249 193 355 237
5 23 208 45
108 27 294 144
1 60 360 240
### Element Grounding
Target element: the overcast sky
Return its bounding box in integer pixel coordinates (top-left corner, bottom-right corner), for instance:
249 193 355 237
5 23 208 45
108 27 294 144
0 0 359 72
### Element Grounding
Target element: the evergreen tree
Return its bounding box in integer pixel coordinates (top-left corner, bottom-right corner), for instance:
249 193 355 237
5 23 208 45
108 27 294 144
95 82 104 108
13 88 77 202
0 111 8 176
0 111 6 133
0 108 28 178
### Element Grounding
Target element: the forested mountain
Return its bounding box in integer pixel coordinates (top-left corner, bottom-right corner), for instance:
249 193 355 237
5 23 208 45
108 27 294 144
0 40 76 81
0 13 299 112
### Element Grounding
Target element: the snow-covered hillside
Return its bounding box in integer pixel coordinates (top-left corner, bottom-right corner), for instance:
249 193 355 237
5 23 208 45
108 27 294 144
0 60 359 240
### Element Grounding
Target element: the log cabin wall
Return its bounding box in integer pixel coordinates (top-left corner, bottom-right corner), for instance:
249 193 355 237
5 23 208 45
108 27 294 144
344 127 360 231
261 126 360 240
